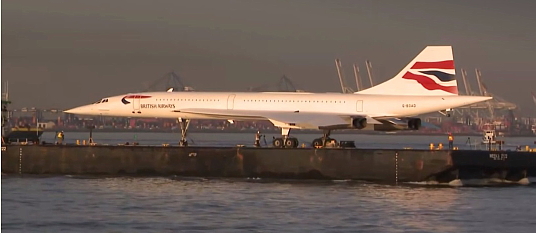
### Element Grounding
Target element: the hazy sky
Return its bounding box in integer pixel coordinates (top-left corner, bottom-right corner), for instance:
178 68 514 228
2 0 536 114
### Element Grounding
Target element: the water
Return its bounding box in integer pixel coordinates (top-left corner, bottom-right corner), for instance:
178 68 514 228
3 177 536 232
3 133 536 232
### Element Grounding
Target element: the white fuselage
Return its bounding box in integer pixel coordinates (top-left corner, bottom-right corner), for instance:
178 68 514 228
65 46 495 132
66 91 490 128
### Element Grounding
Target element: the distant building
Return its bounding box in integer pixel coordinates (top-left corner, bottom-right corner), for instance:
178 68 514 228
37 121 56 129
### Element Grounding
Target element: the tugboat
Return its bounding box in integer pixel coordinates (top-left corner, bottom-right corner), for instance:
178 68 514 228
1 84 43 144
2 126 44 144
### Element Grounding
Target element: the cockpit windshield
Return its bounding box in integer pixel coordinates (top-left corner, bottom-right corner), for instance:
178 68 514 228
93 98 109 104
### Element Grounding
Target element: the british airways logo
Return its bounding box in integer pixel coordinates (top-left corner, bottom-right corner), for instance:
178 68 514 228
121 95 152 105
402 60 458 94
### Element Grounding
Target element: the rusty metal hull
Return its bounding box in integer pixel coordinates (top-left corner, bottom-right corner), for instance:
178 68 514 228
2 145 535 183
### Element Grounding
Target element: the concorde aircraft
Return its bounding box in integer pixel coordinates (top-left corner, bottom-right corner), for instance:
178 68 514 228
65 46 492 148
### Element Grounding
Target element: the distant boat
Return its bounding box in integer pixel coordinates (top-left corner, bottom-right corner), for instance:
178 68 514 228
1 82 44 144
481 130 497 144
2 126 44 144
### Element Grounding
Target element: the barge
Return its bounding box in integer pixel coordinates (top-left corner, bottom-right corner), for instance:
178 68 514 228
2 144 535 185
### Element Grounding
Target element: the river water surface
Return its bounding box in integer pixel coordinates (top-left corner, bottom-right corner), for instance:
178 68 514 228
2 132 536 232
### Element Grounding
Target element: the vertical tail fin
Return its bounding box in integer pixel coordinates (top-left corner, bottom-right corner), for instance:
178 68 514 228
357 46 458 96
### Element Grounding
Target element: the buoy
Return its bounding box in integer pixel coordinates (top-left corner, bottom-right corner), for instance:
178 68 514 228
76 140 80 145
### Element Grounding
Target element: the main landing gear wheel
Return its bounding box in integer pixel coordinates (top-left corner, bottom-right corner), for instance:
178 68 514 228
312 138 337 148
325 138 337 147
273 138 284 148
312 130 337 148
273 138 299 148
273 128 299 148
312 138 323 148
284 138 299 148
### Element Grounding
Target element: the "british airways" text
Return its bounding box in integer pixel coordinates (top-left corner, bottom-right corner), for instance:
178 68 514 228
141 104 175 108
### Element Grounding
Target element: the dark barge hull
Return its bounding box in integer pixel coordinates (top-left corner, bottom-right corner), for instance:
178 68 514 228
2 129 43 143
2 145 535 184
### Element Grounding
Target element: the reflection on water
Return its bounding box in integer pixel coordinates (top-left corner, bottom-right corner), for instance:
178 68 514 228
3 176 536 233
362 185 461 232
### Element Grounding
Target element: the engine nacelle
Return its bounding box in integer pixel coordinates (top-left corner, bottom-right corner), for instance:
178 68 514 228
407 118 422 130
352 118 367 129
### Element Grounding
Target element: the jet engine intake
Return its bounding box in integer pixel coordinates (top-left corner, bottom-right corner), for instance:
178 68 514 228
352 117 367 129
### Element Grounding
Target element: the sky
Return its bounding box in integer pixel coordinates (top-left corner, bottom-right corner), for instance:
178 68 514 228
2 0 536 115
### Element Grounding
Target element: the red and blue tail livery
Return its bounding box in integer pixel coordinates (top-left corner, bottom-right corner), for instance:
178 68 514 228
402 60 457 94
357 46 459 96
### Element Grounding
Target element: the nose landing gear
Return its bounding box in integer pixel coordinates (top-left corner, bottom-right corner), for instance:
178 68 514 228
178 118 190 146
